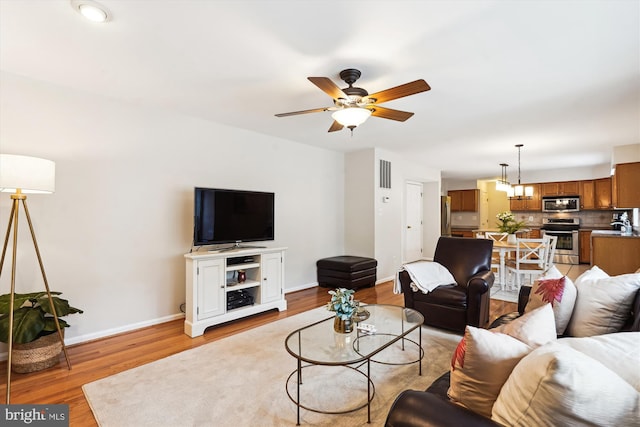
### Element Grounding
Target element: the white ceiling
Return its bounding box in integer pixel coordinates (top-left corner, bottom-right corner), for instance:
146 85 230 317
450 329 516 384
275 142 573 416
1 0 638 180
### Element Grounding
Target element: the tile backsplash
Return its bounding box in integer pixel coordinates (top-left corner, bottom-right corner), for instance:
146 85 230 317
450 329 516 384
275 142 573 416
451 209 633 229
511 209 632 229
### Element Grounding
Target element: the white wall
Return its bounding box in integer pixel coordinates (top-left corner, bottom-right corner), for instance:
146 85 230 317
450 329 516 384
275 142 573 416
612 143 640 166
345 148 441 280
344 150 375 257
0 72 344 344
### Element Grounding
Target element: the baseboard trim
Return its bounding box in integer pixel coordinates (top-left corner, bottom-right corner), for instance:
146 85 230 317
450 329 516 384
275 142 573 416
0 313 186 362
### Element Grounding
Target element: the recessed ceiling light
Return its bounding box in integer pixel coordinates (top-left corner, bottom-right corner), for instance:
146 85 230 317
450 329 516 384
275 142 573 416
70 0 111 23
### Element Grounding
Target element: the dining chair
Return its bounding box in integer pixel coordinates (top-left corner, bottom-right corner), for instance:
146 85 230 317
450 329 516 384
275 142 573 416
505 238 547 290
485 232 509 289
542 234 558 271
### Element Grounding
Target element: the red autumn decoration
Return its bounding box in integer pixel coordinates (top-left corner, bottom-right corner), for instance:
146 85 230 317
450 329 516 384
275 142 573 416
534 276 566 307
451 336 467 371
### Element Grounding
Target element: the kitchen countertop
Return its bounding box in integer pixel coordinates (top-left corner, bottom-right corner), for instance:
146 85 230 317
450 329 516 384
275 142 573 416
579 226 618 231
591 229 640 238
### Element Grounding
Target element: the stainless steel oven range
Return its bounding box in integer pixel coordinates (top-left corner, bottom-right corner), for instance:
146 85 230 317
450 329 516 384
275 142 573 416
541 218 580 265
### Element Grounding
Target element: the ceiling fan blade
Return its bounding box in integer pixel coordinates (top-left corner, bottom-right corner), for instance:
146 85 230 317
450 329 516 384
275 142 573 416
328 121 344 132
369 106 414 122
364 79 431 104
308 77 349 100
275 107 330 117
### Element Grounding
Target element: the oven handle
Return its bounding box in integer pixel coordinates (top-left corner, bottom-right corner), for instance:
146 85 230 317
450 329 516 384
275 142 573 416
542 230 578 234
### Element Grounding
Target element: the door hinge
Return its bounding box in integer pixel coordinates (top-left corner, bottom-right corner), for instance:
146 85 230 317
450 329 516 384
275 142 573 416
197 266 199 275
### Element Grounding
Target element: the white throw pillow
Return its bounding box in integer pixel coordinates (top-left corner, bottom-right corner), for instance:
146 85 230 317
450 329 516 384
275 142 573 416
558 332 640 391
525 266 577 335
567 267 640 337
492 339 640 427
448 304 556 417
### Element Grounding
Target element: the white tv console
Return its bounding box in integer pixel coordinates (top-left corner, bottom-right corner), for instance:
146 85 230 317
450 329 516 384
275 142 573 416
184 247 287 337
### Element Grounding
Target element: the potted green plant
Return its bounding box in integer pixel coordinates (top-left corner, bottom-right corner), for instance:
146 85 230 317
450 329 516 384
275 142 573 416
326 288 357 333
0 291 83 373
496 211 526 242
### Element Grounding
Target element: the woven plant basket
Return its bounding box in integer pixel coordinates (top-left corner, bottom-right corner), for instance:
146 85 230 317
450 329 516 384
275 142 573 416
11 331 63 374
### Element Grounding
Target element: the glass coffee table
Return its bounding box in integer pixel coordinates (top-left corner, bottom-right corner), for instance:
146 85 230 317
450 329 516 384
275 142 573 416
284 304 424 425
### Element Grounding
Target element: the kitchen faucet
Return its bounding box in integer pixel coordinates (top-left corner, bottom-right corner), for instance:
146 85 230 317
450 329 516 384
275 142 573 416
611 212 632 236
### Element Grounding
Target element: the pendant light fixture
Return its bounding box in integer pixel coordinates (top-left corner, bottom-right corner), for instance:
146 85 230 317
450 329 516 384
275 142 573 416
509 144 533 200
496 163 511 192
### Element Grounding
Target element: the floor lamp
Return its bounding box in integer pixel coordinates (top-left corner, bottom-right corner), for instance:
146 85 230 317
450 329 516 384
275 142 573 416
0 154 71 403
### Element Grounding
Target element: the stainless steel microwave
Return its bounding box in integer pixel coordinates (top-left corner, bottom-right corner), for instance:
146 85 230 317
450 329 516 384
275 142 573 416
542 197 580 212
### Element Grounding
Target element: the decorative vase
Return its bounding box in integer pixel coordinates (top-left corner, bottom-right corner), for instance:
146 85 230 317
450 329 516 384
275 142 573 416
237 270 246 283
507 233 517 244
333 316 353 333
11 331 63 374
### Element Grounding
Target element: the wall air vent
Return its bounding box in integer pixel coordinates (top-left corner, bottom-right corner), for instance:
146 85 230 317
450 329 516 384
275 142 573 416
380 159 391 189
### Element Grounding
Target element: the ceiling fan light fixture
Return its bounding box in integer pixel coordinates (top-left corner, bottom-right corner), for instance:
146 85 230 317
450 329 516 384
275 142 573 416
331 107 372 128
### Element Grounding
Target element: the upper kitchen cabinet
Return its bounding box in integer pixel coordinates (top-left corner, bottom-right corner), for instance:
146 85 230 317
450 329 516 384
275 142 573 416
541 181 579 196
579 178 612 210
594 177 613 209
510 183 541 211
579 180 595 209
613 162 640 208
448 189 479 212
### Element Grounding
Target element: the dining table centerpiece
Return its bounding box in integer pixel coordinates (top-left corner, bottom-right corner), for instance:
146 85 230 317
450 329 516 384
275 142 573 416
496 211 526 243
326 288 357 333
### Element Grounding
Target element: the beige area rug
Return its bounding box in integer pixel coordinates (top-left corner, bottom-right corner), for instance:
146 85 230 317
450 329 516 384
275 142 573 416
82 307 461 426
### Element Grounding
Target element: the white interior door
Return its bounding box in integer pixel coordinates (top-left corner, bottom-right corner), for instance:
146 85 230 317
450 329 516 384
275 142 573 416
404 181 423 262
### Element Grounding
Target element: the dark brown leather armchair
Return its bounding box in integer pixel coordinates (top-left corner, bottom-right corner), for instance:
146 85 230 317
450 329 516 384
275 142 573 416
399 237 494 333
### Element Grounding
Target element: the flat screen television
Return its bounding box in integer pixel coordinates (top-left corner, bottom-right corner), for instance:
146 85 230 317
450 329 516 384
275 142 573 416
193 187 275 247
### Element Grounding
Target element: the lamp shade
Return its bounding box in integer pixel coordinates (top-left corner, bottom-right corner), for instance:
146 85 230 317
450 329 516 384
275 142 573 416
331 107 372 127
0 154 55 194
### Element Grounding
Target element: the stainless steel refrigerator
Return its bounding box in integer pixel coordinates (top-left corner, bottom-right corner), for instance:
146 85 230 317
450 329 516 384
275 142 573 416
441 196 451 236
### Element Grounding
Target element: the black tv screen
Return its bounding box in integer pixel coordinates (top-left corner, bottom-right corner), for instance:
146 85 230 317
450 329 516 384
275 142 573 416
193 188 275 246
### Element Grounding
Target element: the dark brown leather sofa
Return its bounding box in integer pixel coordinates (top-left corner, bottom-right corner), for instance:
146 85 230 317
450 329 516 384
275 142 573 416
399 237 494 333
385 285 640 427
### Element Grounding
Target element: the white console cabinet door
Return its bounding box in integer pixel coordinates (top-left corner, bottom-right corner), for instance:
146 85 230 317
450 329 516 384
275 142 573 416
261 252 283 303
197 259 225 319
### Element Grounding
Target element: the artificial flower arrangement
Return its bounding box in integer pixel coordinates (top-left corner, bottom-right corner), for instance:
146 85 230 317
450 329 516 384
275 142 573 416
496 211 526 234
326 288 357 320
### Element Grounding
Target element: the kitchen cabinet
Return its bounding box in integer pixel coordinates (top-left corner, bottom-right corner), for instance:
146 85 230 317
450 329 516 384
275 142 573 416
594 177 612 209
579 230 592 264
591 232 640 275
579 180 595 210
510 184 541 211
448 189 479 212
451 229 475 238
541 181 579 197
520 228 541 239
578 178 611 210
613 162 640 208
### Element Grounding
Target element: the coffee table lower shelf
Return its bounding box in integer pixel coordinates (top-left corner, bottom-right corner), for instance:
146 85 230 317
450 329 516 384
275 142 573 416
285 363 376 416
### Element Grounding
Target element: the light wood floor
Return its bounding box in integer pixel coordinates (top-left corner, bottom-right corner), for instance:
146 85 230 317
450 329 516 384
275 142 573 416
0 281 516 426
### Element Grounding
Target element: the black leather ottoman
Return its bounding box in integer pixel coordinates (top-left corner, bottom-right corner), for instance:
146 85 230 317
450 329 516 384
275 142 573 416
316 256 377 290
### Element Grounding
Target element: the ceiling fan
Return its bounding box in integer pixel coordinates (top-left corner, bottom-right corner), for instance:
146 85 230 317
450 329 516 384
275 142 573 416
275 68 431 133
